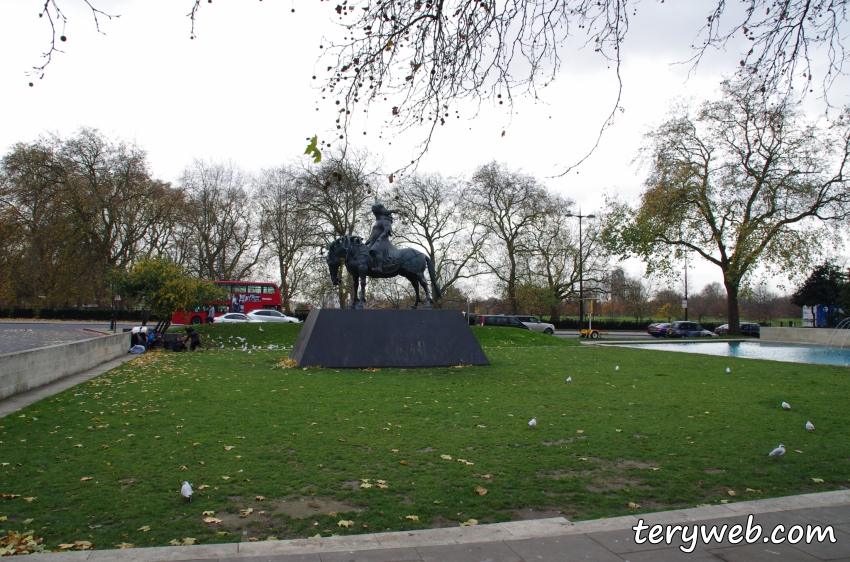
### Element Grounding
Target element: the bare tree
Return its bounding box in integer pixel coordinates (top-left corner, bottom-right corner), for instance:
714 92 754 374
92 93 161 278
688 281 726 322
467 162 550 314
622 274 658 324
390 173 485 307
256 165 319 314
179 159 264 281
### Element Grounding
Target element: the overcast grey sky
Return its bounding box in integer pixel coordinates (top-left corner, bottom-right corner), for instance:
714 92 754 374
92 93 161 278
1 0 847 298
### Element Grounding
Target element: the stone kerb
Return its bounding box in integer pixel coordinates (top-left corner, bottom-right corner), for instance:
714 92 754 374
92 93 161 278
761 326 848 345
0 332 130 401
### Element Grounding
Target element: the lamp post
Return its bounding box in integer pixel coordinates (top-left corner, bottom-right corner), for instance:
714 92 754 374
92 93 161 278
566 210 596 334
682 249 693 321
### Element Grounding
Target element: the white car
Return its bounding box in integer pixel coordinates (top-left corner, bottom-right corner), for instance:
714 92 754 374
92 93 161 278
513 315 556 335
246 310 301 323
213 313 253 323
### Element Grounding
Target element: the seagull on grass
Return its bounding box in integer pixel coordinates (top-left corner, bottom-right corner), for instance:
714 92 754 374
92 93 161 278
782 402 791 410
806 421 815 431
259 326 264 333
181 481 193 501
528 417 537 428
767 444 786 457
566 376 572 382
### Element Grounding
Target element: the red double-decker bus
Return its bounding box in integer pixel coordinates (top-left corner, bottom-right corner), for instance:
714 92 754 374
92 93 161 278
171 281 282 325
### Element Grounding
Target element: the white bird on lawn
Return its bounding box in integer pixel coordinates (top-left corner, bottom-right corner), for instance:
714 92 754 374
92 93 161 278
782 402 791 410
528 417 537 428
259 326 264 332
726 367 731 373
566 376 572 382
767 444 786 457
806 421 815 431
615 366 619 371
181 481 193 501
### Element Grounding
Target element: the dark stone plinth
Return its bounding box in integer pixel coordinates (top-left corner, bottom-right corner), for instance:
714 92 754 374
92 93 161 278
289 309 489 368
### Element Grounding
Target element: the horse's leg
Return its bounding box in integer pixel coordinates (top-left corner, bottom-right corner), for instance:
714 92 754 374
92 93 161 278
348 272 358 309
419 271 433 309
357 269 367 309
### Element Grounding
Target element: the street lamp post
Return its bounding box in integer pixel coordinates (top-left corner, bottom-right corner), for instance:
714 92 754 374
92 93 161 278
566 210 596 334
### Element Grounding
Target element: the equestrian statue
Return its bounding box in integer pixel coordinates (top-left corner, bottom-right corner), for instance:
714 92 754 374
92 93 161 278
325 203 442 309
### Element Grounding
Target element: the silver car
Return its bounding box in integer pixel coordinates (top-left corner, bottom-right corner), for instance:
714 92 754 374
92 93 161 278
246 310 301 323
213 313 253 323
513 315 556 335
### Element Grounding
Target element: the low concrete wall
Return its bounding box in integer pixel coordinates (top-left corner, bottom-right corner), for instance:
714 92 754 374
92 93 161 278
761 326 850 346
0 332 130 401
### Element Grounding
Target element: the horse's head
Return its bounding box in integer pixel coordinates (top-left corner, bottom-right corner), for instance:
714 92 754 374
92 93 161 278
325 236 348 286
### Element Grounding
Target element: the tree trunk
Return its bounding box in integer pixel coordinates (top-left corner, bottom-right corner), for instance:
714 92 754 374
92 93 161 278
549 305 560 324
724 279 741 336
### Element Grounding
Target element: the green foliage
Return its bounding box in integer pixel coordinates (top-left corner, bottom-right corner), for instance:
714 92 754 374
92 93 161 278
790 262 848 308
513 283 562 318
114 257 226 320
2 329 848 550
304 135 322 163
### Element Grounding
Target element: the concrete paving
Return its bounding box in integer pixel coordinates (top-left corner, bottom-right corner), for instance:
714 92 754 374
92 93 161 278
21 490 850 561
0 321 138 354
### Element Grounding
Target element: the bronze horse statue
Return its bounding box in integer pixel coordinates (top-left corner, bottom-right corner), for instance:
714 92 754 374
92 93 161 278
326 235 442 309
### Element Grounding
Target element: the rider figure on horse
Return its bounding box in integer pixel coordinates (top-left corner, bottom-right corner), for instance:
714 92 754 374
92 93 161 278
367 203 399 273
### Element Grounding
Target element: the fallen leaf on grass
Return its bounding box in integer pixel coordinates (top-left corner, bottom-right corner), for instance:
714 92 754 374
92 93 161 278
651 468 661 471
202 511 215 516
405 515 419 521
216 531 228 536
576 430 584 434
360 482 372 489
73 540 92 550
255 495 265 501
181 538 197 545
460 519 478 527
115 542 134 549
74 444 83 448
224 446 235 451
727 490 736 497
795 450 804 454
22 497 36 502
80 477 93 482
578 458 588 461
203 517 222 524
377 483 389 489
812 478 824 483
21 518 33 525
390 449 399 453
482 474 492 479
137 526 150 532
337 520 354 528
221 476 230 480
474 486 488 496
0 494 19 499
400 461 408 465
440 454 453 460
58 544 76 550
628 502 641 509
239 508 253 517
197 485 210 490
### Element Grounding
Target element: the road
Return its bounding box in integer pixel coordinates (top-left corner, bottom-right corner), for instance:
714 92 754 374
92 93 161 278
0 321 138 355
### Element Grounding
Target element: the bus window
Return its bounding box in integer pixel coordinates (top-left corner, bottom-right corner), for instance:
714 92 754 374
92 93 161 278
231 285 247 294
247 285 263 294
263 285 277 294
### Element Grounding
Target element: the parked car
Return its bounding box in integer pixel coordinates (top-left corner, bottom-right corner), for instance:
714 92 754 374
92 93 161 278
715 323 760 337
666 321 712 338
213 313 253 323
647 322 671 338
246 310 301 323
513 315 556 335
477 315 530 330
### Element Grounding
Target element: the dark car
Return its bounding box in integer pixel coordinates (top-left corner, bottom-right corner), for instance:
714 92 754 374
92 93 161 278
715 323 760 337
647 322 671 338
666 321 711 338
478 315 530 330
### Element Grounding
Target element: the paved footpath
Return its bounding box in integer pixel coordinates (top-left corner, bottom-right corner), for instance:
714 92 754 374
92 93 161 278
22 490 850 561
5 359 849 562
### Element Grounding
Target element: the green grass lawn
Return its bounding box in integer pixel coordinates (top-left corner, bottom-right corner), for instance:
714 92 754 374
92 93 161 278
2 323 848 552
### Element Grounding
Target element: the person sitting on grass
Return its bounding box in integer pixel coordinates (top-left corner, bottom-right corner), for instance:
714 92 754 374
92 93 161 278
184 327 202 351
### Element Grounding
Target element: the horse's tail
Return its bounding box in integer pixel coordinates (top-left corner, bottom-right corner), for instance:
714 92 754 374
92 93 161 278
426 256 442 299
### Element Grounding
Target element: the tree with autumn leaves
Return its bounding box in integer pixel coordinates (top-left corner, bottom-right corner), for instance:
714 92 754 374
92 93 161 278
605 78 850 335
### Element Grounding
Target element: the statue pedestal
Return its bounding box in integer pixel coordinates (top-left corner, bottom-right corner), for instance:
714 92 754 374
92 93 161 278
289 309 490 368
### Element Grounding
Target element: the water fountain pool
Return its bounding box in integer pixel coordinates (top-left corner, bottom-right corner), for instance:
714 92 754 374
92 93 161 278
610 340 850 366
